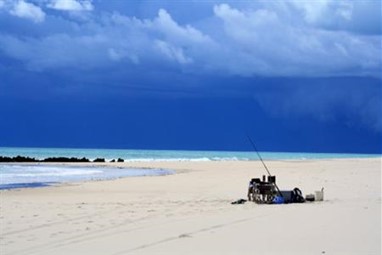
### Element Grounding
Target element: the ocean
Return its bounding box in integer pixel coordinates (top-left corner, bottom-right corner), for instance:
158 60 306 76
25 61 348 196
1 147 379 162
0 147 380 190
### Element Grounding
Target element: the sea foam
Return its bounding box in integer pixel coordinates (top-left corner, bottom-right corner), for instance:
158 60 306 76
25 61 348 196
0 164 174 189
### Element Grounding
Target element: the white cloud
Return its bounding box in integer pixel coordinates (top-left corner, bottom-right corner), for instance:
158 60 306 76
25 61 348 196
0 4 379 77
106 9 211 65
214 4 279 43
155 40 192 64
9 0 45 23
289 0 353 23
47 0 93 11
289 0 333 23
212 4 380 77
153 9 211 44
266 0 380 34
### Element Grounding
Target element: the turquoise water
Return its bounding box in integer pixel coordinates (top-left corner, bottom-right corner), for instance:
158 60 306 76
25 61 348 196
0 147 379 190
0 147 380 161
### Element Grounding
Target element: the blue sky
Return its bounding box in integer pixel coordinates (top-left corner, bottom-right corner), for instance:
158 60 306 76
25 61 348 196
0 0 381 153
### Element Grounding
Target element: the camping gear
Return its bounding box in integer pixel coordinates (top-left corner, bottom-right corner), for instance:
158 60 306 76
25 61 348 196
246 135 307 205
248 176 307 204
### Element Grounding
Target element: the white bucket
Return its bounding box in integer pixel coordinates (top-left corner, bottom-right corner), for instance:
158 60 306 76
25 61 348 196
315 188 324 201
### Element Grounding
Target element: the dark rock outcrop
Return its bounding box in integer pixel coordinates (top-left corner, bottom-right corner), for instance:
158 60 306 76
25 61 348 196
93 158 105 163
0 156 38 162
0 156 91 163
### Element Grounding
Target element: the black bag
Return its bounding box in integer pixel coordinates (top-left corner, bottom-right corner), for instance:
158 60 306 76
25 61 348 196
291 188 305 203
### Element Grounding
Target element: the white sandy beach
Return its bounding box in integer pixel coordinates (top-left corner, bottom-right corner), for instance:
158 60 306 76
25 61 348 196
0 158 381 255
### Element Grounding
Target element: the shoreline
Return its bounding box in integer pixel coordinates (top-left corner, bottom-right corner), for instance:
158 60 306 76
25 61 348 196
0 163 176 191
1 157 380 191
1 158 381 254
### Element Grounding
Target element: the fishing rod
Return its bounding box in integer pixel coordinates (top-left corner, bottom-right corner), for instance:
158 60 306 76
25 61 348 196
246 134 272 177
246 134 283 198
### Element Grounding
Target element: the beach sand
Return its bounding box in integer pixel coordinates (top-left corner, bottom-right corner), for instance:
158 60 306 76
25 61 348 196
1 158 381 255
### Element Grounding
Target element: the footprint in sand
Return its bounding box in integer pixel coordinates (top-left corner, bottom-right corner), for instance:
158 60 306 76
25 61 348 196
179 234 192 238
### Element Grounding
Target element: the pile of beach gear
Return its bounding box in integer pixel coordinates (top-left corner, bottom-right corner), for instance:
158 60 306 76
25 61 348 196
232 175 324 205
